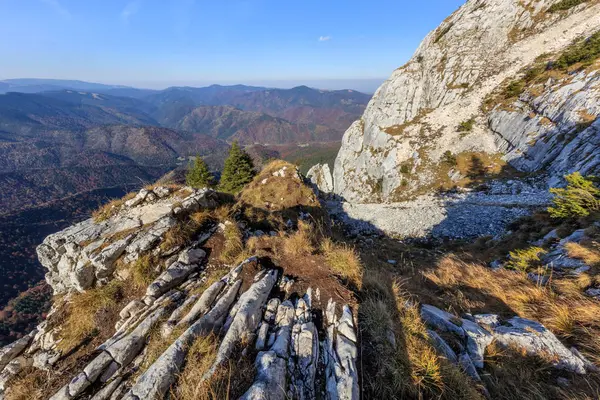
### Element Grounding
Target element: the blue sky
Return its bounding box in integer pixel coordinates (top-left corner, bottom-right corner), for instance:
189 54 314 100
0 0 465 91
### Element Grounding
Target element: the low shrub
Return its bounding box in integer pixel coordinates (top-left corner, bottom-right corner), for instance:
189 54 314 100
502 81 525 99
457 119 475 132
548 172 600 218
442 151 457 166
548 0 587 13
505 247 547 271
553 30 600 70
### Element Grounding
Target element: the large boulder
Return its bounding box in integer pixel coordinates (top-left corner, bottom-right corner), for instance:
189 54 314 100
306 163 334 194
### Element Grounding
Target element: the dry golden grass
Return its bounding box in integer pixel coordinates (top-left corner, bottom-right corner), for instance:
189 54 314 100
424 256 600 365
219 221 247 264
282 221 316 257
172 335 256 400
238 160 323 231
211 205 234 222
565 241 600 266
92 192 137 222
4 367 50 400
190 210 211 226
320 238 362 284
56 280 124 353
161 219 203 252
137 324 188 377
358 270 482 400
130 253 160 289
171 334 219 400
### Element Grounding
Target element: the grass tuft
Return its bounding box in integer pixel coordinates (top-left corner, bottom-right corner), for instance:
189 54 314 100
320 238 362 284
56 280 124 353
282 220 316 257
92 192 137 222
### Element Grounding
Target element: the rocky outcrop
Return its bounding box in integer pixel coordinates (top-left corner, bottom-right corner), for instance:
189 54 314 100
421 304 594 376
332 0 600 209
36 186 219 294
2 191 361 400
307 163 334 194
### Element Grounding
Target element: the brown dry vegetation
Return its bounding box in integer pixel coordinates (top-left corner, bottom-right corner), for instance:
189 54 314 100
15 159 600 399
160 211 211 252
238 160 324 230
172 335 256 400
54 280 126 353
4 367 51 400
92 192 136 222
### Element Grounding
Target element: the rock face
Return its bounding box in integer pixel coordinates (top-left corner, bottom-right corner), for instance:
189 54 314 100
36 187 219 294
332 0 600 205
307 163 334 194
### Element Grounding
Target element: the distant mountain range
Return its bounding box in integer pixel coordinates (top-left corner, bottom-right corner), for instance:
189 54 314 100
0 80 371 216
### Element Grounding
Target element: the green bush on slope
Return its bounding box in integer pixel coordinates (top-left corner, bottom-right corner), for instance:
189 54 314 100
548 172 600 218
548 0 587 13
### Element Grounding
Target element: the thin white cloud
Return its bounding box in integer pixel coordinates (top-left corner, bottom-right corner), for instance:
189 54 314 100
121 0 143 23
318 36 332 42
41 0 71 19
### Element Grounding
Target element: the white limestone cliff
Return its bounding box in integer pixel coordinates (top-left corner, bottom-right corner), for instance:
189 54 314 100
333 0 600 203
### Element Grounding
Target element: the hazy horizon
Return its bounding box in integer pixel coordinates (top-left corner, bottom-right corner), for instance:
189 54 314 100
0 77 387 94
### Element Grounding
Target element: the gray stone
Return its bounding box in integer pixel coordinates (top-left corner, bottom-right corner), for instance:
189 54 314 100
264 298 281 323
106 306 168 366
461 318 493 369
240 351 287 400
306 163 334 193
91 236 132 279
420 304 465 339
290 321 319 400
177 248 206 265
146 262 198 298
178 279 226 327
153 186 171 198
205 270 278 380
0 332 33 372
124 189 150 207
90 376 123 400
472 314 501 328
493 317 589 374
458 353 481 381
585 288 600 299
426 329 458 363
256 323 270 351
128 280 241 400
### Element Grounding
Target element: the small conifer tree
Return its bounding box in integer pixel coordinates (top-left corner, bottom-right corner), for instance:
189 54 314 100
219 141 255 193
548 172 600 218
186 156 214 188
